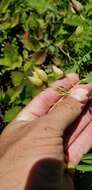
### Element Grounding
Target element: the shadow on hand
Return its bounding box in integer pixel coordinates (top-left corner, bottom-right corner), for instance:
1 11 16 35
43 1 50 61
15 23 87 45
25 158 64 190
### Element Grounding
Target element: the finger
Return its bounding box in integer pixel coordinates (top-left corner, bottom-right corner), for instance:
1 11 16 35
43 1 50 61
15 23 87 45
15 73 79 122
64 101 92 149
66 120 92 164
70 83 92 103
48 83 92 133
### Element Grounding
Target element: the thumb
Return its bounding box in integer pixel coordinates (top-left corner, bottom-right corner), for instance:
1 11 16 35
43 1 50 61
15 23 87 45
47 84 92 133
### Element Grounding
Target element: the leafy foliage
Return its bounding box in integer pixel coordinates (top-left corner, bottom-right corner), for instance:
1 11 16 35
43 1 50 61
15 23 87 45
4 106 21 122
76 153 92 172
0 0 92 175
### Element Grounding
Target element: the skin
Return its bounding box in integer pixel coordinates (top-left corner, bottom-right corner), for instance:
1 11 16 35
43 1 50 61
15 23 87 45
0 73 92 190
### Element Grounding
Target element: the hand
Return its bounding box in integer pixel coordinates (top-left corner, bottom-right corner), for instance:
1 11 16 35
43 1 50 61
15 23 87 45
0 73 92 190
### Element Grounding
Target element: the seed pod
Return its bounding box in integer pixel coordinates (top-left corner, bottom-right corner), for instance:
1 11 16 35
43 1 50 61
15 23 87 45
69 2 76 13
28 76 43 86
33 71 40 79
71 0 83 12
52 65 64 78
33 51 47 65
34 67 48 82
52 56 62 66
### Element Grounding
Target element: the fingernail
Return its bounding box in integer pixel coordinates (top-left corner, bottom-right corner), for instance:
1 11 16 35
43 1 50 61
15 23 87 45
70 88 89 102
66 73 79 85
66 73 79 80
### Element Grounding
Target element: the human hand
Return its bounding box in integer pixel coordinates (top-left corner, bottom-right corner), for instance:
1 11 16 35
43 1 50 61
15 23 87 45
0 73 92 190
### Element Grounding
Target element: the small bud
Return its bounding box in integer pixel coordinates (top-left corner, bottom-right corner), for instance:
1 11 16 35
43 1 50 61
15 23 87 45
52 65 64 77
34 68 48 82
28 76 43 86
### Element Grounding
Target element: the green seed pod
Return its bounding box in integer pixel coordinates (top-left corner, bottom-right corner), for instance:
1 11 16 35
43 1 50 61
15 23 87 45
52 65 64 77
33 71 40 79
28 76 43 86
34 67 48 82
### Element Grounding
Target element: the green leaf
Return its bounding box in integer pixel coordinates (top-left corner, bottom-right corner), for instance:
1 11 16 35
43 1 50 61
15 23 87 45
0 89 5 100
64 14 83 26
81 72 92 84
0 21 11 31
0 43 22 69
10 86 23 103
76 164 92 172
4 106 21 122
82 153 92 160
48 72 61 85
22 39 42 52
54 26 68 38
11 71 24 86
23 60 33 72
29 15 38 30
0 56 22 70
22 98 31 105
20 80 40 103
10 12 19 28
82 160 92 164
26 0 53 13
0 0 11 14
7 88 15 99
37 18 47 30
